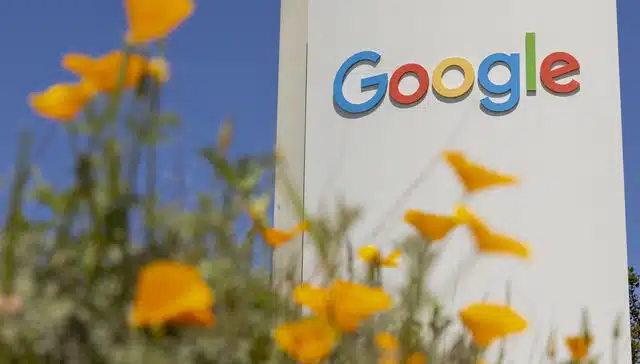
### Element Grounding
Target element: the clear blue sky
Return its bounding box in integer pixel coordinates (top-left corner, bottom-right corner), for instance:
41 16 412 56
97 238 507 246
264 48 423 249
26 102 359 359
0 1 638 267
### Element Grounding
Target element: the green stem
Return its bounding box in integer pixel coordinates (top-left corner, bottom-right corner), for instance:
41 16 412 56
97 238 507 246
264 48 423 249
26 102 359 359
2 130 32 295
142 42 165 249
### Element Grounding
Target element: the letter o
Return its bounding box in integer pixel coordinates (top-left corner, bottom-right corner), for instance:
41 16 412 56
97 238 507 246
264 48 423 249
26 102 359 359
389 63 430 105
432 57 475 99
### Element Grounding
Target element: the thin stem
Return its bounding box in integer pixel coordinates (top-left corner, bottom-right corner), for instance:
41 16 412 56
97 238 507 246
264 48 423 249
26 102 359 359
2 130 32 295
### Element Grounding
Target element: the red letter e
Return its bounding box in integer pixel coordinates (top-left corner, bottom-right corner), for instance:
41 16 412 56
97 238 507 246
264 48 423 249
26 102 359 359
540 52 580 94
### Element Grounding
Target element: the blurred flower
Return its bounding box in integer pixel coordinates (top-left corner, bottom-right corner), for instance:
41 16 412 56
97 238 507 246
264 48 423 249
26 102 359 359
443 151 518 193
406 353 427 364
131 260 215 328
294 280 392 332
565 335 592 361
29 81 96 121
147 57 170 83
62 50 147 92
274 317 338 363
260 221 307 248
375 332 399 364
455 205 530 259
125 0 194 45
459 302 527 348
404 210 459 242
378 358 399 364
359 245 401 267
0 295 23 314
375 332 399 350
476 360 487 364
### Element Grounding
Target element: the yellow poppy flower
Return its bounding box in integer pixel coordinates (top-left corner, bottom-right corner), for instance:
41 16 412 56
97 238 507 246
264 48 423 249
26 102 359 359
443 151 518 193
293 280 392 332
260 221 307 248
147 57 170 83
407 353 427 364
375 332 399 350
476 361 487 364
565 335 592 361
404 209 460 242
455 205 530 259
459 302 527 348
375 333 400 364
62 50 148 92
274 317 338 363
29 81 96 121
359 245 401 267
131 260 215 328
125 0 194 45
378 359 399 364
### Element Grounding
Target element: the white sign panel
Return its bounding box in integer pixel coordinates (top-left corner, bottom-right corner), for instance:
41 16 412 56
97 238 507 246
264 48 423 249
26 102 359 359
299 0 629 361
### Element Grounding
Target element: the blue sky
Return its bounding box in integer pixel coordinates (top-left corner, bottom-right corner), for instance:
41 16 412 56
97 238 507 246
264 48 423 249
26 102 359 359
0 1 638 267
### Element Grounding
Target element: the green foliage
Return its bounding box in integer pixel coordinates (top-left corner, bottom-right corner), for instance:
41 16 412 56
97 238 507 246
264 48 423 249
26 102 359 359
630 267 640 363
0 49 626 364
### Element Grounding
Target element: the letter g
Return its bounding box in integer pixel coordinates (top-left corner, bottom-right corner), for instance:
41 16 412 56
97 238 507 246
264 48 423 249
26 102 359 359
333 51 388 115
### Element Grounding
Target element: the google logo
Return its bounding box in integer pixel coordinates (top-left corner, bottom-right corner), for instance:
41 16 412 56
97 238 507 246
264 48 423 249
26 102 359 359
333 32 580 115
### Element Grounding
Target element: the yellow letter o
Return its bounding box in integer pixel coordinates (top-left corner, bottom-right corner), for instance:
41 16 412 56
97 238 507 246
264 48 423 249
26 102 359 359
432 57 475 99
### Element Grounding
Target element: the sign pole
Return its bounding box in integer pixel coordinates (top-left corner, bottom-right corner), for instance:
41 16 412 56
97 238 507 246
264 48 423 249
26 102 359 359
272 0 308 283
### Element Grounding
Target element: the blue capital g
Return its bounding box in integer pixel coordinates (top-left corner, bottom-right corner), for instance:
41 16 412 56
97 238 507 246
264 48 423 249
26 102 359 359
333 51 388 115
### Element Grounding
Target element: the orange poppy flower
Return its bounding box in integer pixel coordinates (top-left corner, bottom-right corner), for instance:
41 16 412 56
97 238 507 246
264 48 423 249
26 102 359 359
443 151 518 193
404 209 460 242
28 81 96 121
261 221 307 248
124 0 194 45
565 335 593 361
274 317 338 363
459 302 527 348
406 353 427 364
62 50 148 92
358 245 401 267
455 205 530 259
293 280 391 332
131 260 215 328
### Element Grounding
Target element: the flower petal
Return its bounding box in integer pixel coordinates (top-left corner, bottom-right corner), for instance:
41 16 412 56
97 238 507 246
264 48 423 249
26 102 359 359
125 0 194 45
443 151 518 193
274 317 338 363
261 227 299 248
565 336 592 361
293 284 330 316
28 81 95 121
407 353 427 364
330 280 391 332
404 209 459 242
375 332 399 350
169 309 215 327
132 260 214 327
456 206 530 259
358 245 380 263
381 249 401 267
63 50 147 92
459 302 527 348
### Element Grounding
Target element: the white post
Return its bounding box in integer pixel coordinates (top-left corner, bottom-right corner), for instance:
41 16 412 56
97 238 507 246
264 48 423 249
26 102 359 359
272 0 308 283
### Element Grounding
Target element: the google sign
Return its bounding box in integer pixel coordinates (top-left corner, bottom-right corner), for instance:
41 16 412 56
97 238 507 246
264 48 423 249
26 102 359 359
333 32 580 115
